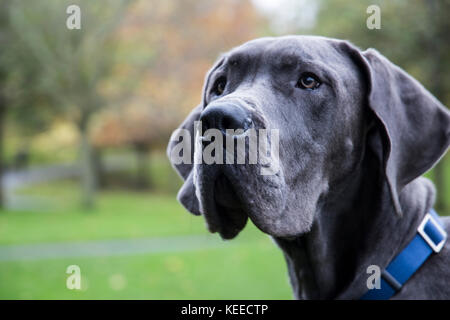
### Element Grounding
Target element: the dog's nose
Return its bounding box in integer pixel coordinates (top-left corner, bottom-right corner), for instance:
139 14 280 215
200 103 253 134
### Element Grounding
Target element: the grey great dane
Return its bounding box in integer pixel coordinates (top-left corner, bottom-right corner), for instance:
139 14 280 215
167 36 450 299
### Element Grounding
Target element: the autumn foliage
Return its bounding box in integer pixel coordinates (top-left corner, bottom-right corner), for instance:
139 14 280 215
93 0 265 150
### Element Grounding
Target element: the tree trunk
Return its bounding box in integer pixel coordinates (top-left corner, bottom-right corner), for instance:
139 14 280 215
92 147 106 189
0 98 5 209
425 0 447 212
79 123 97 210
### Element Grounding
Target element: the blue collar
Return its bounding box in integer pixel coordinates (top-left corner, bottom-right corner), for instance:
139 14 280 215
361 209 447 300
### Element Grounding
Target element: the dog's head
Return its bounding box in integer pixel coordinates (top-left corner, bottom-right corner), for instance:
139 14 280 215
168 36 450 240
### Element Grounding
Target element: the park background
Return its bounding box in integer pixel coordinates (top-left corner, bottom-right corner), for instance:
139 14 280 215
0 0 448 299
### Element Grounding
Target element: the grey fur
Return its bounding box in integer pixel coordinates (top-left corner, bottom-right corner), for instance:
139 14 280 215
167 36 450 299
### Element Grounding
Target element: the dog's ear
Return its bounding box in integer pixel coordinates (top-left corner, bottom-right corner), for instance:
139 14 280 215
344 43 450 215
167 56 225 215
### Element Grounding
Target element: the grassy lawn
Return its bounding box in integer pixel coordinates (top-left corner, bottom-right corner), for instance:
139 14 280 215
0 241 291 299
0 179 292 299
0 188 208 245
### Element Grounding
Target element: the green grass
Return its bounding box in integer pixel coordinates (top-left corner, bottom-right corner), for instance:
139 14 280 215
0 188 207 245
0 179 292 299
0 241 291 299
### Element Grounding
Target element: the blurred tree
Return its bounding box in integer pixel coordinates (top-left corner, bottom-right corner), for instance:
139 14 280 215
92 103 178 189
92 0 265 189
111 0 265 123
0 0 53 207
0 0 10 206
7 0 132 209
0 0 11 207
423 0 449 211
3 8 55 171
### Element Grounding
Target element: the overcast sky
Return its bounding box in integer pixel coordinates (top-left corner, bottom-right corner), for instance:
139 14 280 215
250 0 321 34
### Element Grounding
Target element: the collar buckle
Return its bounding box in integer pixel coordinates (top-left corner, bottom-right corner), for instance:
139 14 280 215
417 213 447 253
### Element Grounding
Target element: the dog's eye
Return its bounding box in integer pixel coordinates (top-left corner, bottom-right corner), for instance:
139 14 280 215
213 77 227 95
297 73 321 90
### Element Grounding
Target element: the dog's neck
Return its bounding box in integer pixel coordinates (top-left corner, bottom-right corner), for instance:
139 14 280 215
273 156 436 300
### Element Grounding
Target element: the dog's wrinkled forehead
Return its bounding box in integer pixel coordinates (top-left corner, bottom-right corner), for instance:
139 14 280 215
224 36 345 72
